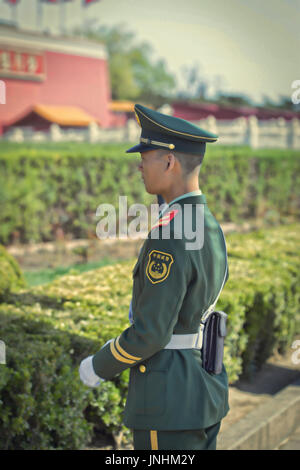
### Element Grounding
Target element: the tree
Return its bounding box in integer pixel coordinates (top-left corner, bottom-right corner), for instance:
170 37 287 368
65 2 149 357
73 21 176 104
217 92 254 107
261 94 299 111
177 63 210 100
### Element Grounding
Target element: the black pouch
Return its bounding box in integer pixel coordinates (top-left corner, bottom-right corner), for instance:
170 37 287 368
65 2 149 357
201 310 227 375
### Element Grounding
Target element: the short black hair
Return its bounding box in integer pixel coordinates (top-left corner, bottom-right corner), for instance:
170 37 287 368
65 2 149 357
158 149 203 176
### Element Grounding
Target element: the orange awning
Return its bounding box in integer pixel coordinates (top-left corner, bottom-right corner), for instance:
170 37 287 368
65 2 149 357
32 104 98 126
108 101 135 112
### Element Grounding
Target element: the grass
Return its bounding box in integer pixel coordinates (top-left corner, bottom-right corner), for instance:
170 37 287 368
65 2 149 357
24 257 122 287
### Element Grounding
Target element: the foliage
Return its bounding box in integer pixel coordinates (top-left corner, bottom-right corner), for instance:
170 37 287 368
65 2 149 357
76 22 176 103
24 257 122 287
222 224 300 379
0 244 26 301
0 143 299 245
0 142 151 244
0 311 93 449
0 261 133 449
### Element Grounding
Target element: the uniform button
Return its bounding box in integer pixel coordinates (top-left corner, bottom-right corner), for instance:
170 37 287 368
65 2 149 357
139 365 146 373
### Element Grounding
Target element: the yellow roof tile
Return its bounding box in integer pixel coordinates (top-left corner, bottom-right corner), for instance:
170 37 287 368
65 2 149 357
33 104 98 126
108 101 135 112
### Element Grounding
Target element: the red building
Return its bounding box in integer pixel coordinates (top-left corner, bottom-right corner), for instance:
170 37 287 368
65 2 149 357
0 24 119 135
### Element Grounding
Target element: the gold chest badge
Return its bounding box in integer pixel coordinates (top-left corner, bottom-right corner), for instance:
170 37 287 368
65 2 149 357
146 250 174 284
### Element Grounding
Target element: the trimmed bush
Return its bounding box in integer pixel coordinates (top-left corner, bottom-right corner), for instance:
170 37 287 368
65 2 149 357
0 245 26 301
0 312 93 449
223 224 299 378
0 143 299 244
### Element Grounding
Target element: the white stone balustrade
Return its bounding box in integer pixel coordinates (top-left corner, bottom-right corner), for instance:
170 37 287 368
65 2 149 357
4 114 300 149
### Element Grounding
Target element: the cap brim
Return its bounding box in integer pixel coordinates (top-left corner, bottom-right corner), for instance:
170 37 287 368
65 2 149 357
126 143 156 153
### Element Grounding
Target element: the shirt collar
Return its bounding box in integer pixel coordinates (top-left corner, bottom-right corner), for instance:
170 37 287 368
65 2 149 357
160 190 202 217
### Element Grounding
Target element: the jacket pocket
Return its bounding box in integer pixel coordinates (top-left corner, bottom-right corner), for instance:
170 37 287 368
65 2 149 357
129 368 167 416
129 367 145 415
144 370 167 416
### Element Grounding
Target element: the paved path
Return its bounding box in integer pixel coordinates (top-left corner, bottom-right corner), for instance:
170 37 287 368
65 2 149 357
276 426 300 450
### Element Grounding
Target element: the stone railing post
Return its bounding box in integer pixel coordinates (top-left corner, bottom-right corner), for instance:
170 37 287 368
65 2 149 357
236 117 247 145
248 115 259 148
88 121 99 143
206 115 218 136
50 123 62 142
127 118 139 142
288 118 300 149
9 128 24 142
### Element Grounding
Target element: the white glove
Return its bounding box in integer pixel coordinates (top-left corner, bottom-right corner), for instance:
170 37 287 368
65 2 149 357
79 355 104 388
79 340 113 387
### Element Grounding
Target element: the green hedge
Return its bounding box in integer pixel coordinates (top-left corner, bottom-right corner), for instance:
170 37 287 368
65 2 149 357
0 143 299 244
222 224 299 378
0 314 93 449
0 262 132 449
0 224 299 449
0 244 26 301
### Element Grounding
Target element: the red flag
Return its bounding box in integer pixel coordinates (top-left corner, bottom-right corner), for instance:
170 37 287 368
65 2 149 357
4 0 21 4
83 0 100 6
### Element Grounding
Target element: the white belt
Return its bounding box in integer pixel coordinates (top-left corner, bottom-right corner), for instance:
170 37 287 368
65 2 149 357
164 330 203 350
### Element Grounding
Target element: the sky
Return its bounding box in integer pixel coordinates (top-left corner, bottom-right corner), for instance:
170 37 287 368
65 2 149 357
0 0 299 105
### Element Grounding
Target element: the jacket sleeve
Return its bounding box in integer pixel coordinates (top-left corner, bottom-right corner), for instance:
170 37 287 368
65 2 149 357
92 236 191 380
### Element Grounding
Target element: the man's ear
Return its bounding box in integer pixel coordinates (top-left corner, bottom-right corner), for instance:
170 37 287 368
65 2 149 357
166 152 175 170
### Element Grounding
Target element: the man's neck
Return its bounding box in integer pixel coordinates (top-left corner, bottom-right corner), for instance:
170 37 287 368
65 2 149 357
161 183 200 204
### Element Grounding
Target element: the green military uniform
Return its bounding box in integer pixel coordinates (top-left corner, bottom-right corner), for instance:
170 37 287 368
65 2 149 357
90 105 230 450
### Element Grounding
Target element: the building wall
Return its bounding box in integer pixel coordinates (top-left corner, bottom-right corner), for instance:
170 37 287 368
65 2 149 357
0 26 113 133
39 50 111 126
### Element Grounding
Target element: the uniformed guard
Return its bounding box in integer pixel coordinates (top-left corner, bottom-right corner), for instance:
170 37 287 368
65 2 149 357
79 104 230 450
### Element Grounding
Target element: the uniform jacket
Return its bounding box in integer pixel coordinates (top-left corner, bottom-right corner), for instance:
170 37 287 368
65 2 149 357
93 193 229 430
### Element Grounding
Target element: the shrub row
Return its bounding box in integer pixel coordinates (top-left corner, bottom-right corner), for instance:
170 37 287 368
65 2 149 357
0 223 299 449
0 143 299 244
0 245 26 301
